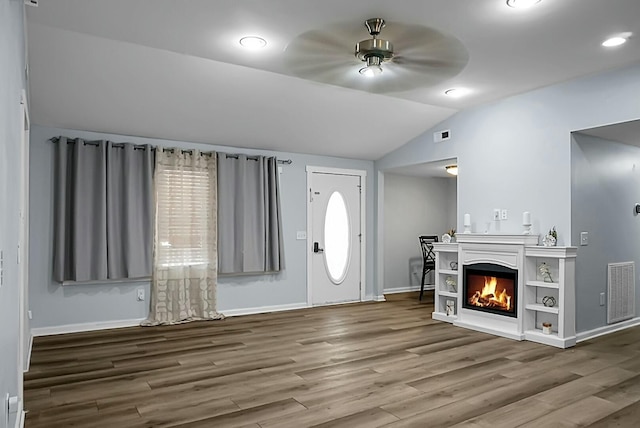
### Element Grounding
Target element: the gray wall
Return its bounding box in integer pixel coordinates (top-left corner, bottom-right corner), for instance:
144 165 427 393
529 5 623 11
0 0 26 426
571 133 640 332
376 61 640 333
29 125 375 329
383 174 456 291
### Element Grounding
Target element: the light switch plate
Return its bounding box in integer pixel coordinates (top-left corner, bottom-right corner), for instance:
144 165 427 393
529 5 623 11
580 231 589 246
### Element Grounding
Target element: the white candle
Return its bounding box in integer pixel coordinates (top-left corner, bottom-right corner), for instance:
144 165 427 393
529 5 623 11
463 213 471 227
523 211 531 225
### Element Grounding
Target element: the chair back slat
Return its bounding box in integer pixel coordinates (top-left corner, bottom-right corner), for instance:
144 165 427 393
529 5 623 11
419 235 438 265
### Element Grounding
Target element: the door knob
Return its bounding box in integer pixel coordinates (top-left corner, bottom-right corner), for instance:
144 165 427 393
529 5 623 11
313 242 324 253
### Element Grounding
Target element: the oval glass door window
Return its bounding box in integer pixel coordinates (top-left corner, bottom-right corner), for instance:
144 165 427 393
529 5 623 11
324 191 351 284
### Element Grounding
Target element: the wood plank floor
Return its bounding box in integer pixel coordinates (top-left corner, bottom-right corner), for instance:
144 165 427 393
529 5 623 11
24 292 640 427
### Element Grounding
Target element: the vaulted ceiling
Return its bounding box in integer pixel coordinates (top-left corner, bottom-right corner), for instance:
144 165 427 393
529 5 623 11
26 0 640 160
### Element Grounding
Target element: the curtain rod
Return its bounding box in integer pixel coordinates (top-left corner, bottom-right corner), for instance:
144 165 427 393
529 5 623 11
49 137 293 165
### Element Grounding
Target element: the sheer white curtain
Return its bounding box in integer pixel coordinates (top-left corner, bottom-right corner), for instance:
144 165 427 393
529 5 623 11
144 149 223 325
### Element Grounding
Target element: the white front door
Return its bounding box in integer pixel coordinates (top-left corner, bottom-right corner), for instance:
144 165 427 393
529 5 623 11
309 171 362 305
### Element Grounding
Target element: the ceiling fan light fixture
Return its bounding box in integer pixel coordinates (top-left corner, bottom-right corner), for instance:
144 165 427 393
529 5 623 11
506 0 541 9
445 165 458 176
239 36 267 49
359 55 383 77
355 18 393 77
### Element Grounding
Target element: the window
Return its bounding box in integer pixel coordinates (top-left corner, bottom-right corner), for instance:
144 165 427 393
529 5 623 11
154 155 216 268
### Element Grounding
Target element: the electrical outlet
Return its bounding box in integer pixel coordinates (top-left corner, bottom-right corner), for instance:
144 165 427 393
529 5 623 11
493 209 500 221
296 231 307 240
599 292 605 306
136 288 145 301
501 209 508 220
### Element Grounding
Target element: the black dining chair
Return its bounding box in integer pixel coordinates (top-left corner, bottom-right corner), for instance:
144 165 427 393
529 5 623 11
418 235 439 300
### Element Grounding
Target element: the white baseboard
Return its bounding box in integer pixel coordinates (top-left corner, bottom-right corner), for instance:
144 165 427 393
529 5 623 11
221 302 309 317
576 317 640 343
383 285 434 294
31 318 145 337
30 297 400 336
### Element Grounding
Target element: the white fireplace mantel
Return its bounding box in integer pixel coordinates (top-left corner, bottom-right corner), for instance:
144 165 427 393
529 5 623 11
456 233 540 246
432 234 577 348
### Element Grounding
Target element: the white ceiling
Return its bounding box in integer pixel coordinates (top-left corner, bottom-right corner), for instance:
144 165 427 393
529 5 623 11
26 0 640 160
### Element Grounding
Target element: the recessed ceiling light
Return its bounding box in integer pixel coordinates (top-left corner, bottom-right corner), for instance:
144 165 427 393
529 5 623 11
602 33 632 47
445 88 470 98
445 165 458 176
506 0 541 9
239 36 267 49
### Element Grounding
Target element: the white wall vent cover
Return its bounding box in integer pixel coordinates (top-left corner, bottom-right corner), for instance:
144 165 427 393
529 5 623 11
607 261 635 324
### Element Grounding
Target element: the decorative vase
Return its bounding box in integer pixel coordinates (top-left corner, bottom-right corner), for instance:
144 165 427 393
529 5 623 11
445 276 457 292
542 234 557 247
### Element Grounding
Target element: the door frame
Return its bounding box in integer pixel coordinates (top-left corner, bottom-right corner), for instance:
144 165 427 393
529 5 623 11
17 89 30 423
306 166 367 306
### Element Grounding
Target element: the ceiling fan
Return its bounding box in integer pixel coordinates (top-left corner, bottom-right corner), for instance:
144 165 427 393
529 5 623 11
284 18 469 94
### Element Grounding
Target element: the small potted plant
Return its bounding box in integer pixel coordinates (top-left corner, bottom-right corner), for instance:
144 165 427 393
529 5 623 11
543 226 557 247
442 228 456 243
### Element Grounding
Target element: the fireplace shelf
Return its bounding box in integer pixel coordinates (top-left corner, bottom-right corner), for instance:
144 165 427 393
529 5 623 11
524 246 577 348
439 290 458 298
432 243 459 322
525 303 560 315
526 280 559 289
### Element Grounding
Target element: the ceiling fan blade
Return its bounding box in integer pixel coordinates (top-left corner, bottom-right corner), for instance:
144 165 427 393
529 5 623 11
284 20 469 94
391 55 468 79
285 27 353 55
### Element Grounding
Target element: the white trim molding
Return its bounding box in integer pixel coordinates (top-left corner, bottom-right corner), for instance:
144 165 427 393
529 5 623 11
24 335 33 372
577 317 640 343
383 285 424 294
222 302 308 317
31 318 145 337
15 408 25 428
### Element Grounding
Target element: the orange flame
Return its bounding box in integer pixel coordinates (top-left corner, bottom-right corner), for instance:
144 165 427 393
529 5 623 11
469 276 512 311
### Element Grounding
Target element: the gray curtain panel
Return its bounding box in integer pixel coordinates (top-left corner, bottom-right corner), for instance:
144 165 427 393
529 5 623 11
217 154 285 273
53 137 154 282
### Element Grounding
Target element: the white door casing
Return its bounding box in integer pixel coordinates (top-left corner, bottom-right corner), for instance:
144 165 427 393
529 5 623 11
17 89 30 424
306 166 366 306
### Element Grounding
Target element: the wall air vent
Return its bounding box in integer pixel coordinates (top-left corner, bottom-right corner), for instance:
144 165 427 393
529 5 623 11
607 261 635 324
434 129 451 143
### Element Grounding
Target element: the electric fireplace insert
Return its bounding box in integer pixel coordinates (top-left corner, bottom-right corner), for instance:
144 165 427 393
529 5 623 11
463 263 517 318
